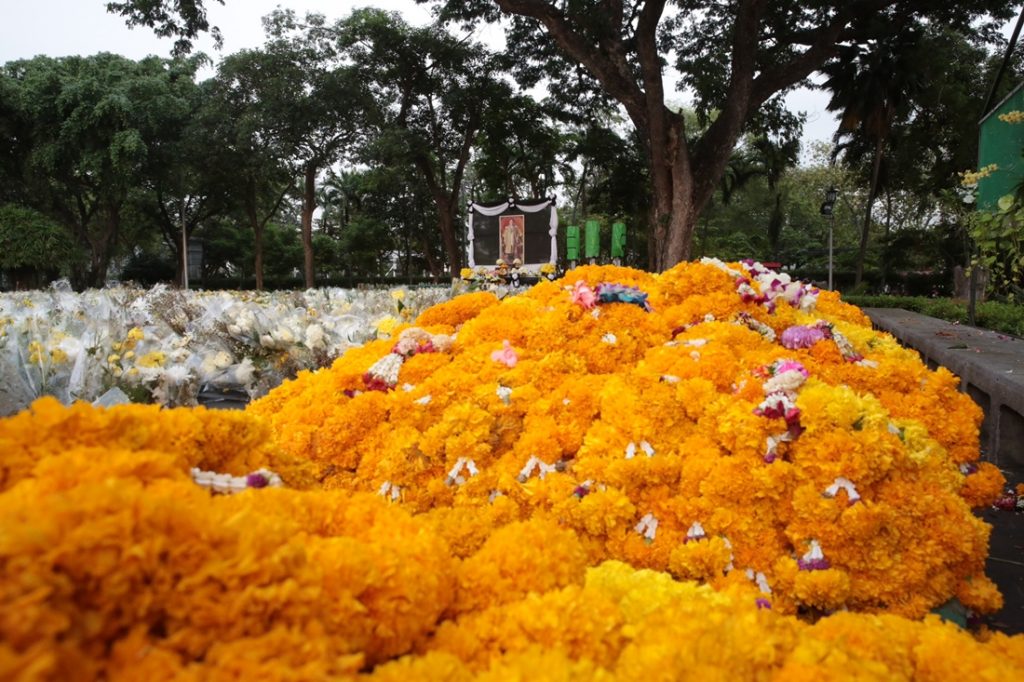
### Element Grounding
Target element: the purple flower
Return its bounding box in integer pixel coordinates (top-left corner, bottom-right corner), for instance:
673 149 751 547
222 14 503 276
246 472 269 489
756 598 772 610
780 325 826 349
797 557 831 571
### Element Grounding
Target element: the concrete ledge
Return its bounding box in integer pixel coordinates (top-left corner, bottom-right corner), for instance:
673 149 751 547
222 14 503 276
863 308 1024 469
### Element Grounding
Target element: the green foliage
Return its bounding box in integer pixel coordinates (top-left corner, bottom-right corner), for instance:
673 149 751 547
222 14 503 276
845 294 1024 337
0 204 78 272
0 53 206 288
976 300 1024 337
969 193 1024 300
119 249 176 286
336 8 507 275
105 0 224 56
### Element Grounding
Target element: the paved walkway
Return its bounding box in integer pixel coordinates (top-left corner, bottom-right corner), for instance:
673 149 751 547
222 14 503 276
864 308 1024 469
864 308 1024 634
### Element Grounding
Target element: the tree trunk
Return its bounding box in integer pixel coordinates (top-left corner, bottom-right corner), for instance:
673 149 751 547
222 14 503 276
253 222 264 291
435 198 461 279
87 204 121 288
245 179 264 291
301 164 316 289
881 189 893 288
645 116 704 271
768 192 784 259
855 137 885 287
421 234 441 280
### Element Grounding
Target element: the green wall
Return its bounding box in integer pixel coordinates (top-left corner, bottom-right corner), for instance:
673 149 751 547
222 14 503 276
978 81 1024 210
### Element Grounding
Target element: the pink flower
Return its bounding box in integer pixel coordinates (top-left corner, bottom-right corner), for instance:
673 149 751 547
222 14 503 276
491 340 518 368
773 359 809 378
571 280 597 309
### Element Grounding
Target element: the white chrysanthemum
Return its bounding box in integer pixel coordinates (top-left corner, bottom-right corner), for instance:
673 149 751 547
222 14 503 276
763 369 807 394
304 323 325 350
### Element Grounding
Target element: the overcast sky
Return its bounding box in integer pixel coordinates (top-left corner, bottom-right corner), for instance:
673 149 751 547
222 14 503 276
0 0 901 151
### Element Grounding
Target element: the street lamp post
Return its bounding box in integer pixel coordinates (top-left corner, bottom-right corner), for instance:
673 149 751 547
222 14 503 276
820 187 839 291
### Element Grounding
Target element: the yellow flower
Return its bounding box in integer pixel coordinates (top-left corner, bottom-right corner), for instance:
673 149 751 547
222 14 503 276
374 315 400 338
27 340 44 364
998 110 1024 124
961 164 999 186
136 351 165 368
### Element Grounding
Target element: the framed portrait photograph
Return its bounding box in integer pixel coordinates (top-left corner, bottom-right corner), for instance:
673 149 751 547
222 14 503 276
499 214 525 263
466 198 557 269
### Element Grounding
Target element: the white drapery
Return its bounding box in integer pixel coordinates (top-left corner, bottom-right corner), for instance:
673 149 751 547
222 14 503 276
466 198 557 267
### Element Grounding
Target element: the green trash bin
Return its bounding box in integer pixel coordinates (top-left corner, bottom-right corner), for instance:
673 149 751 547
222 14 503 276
611 221 626 261
566 225 580 262
585 220 600 261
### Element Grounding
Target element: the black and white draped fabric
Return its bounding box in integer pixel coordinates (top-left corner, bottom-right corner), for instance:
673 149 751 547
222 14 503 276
466 198 557 268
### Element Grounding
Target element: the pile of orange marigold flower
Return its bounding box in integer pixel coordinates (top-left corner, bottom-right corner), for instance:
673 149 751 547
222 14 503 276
2 260 1022 680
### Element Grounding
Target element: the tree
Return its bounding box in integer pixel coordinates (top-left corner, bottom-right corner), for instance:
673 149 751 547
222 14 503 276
824 25 923 286
0 53 202 288
259 10 369 288
429 0 1017 271
130 64 229 286
206 50 296 290
824 24 1024 288
106 0 224 56
471 95 564 201
337 9 509 278
720 127 801 259
0 204 78 289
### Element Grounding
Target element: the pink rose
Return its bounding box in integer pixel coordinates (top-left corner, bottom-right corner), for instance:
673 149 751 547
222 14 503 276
491 340 518 368
571 280 597 309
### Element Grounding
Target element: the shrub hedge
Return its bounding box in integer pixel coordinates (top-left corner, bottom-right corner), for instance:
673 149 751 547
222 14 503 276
844 295 1024 338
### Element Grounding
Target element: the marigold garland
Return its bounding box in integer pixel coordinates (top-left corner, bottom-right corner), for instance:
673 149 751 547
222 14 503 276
1 260 1020 679
251 260 1002 618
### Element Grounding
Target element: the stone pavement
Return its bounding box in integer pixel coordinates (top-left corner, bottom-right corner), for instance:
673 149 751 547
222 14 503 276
864 308 1024 469
864 308 1024 635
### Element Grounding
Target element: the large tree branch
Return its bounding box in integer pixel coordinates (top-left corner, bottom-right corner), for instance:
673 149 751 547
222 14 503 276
494 0 648 125
449 112 480 208
636 0 668 131
751 0 898 106
691 0 765 204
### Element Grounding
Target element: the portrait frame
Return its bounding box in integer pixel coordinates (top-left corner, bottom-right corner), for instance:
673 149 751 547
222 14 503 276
499 214 525 263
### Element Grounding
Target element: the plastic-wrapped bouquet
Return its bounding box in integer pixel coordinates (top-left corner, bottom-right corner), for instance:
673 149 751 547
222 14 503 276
0 283 453 415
